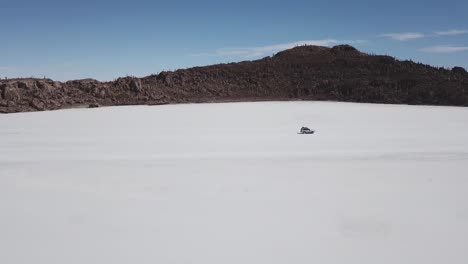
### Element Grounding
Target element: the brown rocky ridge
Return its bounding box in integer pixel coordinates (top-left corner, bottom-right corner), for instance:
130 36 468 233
1 45 468 113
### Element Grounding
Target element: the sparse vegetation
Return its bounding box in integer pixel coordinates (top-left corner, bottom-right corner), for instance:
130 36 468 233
1 45 468 113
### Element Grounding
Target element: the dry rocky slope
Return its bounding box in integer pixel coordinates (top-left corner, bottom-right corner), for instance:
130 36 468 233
1 45 468 113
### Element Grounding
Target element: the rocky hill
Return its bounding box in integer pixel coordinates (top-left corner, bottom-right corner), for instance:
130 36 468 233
1 45 468 113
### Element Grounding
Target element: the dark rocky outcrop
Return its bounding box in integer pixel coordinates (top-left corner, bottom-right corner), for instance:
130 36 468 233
88 103 100 108
452 66 467 75
2 86 21 102
1 45 468 113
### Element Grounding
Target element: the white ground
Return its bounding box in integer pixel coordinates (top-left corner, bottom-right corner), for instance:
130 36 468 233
1 101 468 264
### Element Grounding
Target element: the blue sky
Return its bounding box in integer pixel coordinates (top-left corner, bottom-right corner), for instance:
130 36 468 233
1 0 467 81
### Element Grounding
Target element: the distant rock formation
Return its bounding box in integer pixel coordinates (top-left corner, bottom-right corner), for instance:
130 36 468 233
1 45 468 113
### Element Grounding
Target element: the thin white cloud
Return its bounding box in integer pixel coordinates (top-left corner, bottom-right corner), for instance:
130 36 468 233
420 45 468 53
194 39 366 58
434 29 468 36
380 32 425 41
0 66 20 79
